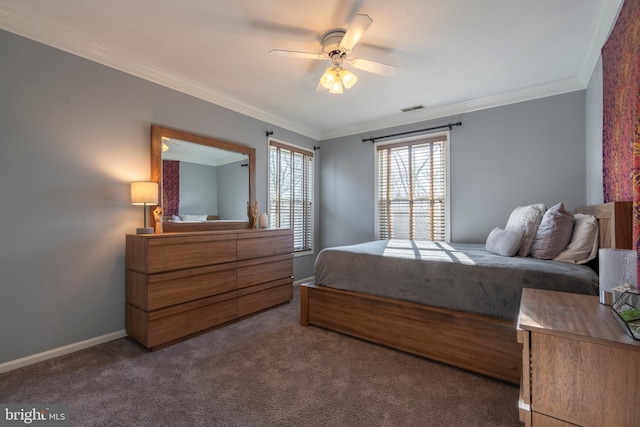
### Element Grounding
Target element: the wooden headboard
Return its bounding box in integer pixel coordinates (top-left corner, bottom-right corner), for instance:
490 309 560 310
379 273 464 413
576 201 632 250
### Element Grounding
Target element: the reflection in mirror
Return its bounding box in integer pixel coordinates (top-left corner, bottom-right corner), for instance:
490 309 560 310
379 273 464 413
162 138 249 220
150 125 256 232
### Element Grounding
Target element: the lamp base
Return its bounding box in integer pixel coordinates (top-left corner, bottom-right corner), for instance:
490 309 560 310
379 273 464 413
600 289 614 305
136 227 155 235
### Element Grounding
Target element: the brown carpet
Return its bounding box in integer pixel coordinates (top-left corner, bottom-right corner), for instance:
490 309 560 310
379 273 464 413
0 286 523 426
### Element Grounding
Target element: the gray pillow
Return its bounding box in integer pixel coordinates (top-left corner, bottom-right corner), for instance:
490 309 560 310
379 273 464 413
530 202 575 259
486 227 525 257
505 203 546 257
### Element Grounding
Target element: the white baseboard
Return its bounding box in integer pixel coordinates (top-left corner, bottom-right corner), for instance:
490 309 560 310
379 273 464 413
0 330 127 374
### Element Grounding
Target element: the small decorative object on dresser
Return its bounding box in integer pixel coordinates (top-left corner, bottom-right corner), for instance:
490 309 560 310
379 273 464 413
125 228 293 349
259 212 269 228
152 206 163 234
612 289 640 340
251 201 259 228
517 288 640 426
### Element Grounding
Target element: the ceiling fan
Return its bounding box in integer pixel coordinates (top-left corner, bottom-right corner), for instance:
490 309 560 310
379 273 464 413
269 14 396 94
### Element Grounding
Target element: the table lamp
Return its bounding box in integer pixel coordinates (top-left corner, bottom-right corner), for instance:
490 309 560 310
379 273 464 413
599 248 637 305
131 181 159 234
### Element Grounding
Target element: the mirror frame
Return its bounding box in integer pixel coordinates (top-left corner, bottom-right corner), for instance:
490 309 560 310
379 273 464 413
150 124 256 232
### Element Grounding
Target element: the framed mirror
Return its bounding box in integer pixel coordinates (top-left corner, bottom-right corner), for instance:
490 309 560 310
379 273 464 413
150 124 256 232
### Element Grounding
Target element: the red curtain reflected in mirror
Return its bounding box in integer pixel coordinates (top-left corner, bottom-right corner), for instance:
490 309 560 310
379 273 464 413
162 160 180 217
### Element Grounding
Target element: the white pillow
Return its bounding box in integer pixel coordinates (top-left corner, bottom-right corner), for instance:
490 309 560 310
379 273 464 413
486 227 525 257
505 203 546 257
554 214 599 264
180 214 208 222
172 215 181 222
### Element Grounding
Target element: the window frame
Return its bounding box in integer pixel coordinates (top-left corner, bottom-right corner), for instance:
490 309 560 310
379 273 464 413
268 137 315 256
374 131 451 242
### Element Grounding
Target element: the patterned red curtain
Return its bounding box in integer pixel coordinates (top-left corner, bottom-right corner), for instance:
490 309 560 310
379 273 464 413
162 160 180 217
602 0 640 278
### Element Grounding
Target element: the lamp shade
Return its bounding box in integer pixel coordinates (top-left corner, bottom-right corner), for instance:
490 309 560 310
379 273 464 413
320 67 338 89
319 66 358 93
340 69 357 89
599 248 637 304
329 78 344 94
130 182 159 205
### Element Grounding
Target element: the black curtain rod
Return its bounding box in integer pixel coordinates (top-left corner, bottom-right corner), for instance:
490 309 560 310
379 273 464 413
362 122 462 143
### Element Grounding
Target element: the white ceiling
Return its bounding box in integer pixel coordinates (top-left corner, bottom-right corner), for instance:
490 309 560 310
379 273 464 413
0 0 622 140
163 137 248 167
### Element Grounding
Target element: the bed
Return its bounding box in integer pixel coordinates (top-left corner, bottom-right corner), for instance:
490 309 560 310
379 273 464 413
300 202 632 384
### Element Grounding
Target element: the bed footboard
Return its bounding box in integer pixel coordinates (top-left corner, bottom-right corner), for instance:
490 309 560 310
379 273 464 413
300 283 310 326
300 282 521 384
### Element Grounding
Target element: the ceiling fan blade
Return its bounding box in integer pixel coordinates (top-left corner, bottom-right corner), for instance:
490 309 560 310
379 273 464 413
349 57 396 76
339 14 373 50
269 49 326 60
250 19 317 38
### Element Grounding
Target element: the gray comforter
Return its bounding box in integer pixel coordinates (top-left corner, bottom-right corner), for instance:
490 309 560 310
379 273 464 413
314 240 599 321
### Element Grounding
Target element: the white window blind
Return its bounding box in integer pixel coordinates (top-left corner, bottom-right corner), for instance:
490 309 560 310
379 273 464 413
376 135 447 241
269 140 314 252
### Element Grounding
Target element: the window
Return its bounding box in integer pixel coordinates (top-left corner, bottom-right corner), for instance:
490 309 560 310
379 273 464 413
375 133 449 241
269 139 314 253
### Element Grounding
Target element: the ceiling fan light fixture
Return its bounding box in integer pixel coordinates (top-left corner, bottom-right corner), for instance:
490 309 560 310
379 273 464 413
339 69 357 89
320 66 357 93
329 77 344 94
270 14 396 94
320 67 338 89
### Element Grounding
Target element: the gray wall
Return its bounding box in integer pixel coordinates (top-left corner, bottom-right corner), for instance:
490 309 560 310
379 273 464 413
217 159 250 220
320 91 587 249
179 162 218 216
586 55 604 205
0 29 318 364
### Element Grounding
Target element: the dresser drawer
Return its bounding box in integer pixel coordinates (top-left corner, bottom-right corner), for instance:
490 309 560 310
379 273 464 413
127 292 237 349
531 332 640 426
237 230 293 260
237 278 293 317
148 236 236 273
127 234 237 273
237 254 292 289
127 262 237 311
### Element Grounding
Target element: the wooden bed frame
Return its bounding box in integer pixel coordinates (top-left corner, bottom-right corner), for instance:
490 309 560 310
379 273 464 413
300 202 632 384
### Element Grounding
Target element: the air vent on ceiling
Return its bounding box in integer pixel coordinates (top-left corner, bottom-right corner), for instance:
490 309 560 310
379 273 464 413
400 104 425 113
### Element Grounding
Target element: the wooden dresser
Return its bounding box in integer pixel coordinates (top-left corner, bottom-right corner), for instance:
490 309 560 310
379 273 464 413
126 228 293 349
517 288 640 427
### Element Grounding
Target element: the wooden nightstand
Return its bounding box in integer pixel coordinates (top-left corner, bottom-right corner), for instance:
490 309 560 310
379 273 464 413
517 288 640 427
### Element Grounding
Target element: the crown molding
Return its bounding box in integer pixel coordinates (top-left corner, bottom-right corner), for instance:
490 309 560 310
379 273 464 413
0 8 321 140
577 0 623 86
320 77 586 140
